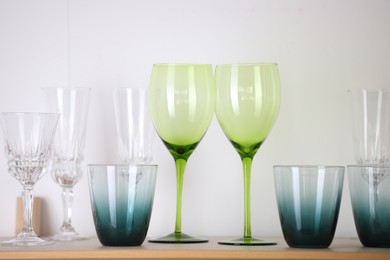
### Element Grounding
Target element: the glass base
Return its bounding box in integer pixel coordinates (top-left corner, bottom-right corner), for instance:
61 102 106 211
218 236 277 246
51 231 88 241
1 232 53 246
148 232 208 243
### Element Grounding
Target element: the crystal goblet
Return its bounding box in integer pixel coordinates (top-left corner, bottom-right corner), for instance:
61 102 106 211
0 112 59 246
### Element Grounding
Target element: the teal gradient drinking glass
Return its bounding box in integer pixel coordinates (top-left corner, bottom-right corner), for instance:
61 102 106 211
87 164 157 246
274 166 345 248
348 165 390 247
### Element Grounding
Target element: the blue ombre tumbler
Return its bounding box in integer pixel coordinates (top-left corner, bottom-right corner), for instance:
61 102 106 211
87 164 157 246
274 165 344 248
348 165 390 247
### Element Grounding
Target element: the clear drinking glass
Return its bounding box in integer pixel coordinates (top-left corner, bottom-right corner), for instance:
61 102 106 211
113 87 155 163
148 64 214 243
87 164 157 246
349 89 390 164
0 112 59 246
215 63 281 245
348 165 390 247
274 166 345 248
42 87 91 241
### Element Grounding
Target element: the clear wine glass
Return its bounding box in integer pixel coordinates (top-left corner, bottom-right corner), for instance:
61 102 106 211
0 112 59 246
42 87 91 241
148 64 214 243
215 63 281 245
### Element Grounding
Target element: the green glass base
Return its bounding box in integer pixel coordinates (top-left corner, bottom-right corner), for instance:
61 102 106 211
148 232 208 244
218 236 277 246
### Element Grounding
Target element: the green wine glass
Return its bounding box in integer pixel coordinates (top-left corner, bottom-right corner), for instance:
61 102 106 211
148 63 214 243
215 63 281 245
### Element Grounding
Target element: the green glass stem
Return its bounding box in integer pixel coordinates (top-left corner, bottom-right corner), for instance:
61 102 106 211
242 157 253 238
174 158 187 234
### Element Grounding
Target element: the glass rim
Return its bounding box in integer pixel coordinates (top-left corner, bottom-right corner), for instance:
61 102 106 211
216 63 278 67
273 165 345 169
112 87 146 91
347 88 390 93
87 163 158 167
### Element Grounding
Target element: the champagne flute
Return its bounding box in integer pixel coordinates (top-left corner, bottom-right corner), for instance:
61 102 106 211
148 64 214 243
0 112 59 246
215 63 281 245
349 89 390 224
113 87 155 163
42 87 91 241
349 89 390 164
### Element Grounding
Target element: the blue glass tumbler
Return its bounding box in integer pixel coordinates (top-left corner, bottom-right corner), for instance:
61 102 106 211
348 165 390 247
87 164 157 246
274 166 344 248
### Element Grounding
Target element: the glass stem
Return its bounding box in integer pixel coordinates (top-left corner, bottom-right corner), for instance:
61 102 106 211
242 157 252 238
61 187 75 232
22 186 35 234
174 158 187 234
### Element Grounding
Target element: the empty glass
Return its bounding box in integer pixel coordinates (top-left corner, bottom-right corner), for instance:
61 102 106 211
42 87 91 241
215 63 281 245
350 89 390 164
274 166 344 248
113 87 155 163
348 165 390 247
0 112 59 246
87 164 157 246
148 64 213 243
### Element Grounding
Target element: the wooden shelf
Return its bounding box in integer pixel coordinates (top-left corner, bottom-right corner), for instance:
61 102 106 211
0 237 389 260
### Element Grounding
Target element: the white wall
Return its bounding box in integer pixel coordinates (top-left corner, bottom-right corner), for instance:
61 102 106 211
0 0 389 239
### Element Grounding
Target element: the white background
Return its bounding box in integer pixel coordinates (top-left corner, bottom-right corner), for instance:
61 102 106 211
0 0 389 240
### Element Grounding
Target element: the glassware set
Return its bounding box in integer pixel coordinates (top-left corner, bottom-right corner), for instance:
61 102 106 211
147 63 281 245
0 65 389 249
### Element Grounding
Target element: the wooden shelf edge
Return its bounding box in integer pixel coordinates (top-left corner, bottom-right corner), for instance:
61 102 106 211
0 249 389 260
0 237 389 260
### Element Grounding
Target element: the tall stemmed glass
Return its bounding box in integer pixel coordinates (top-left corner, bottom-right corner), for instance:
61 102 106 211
148 64 214 243
350 89 390 164
215 64 281 245
349 89 390 222
42 87 91 241
0 112 59 246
